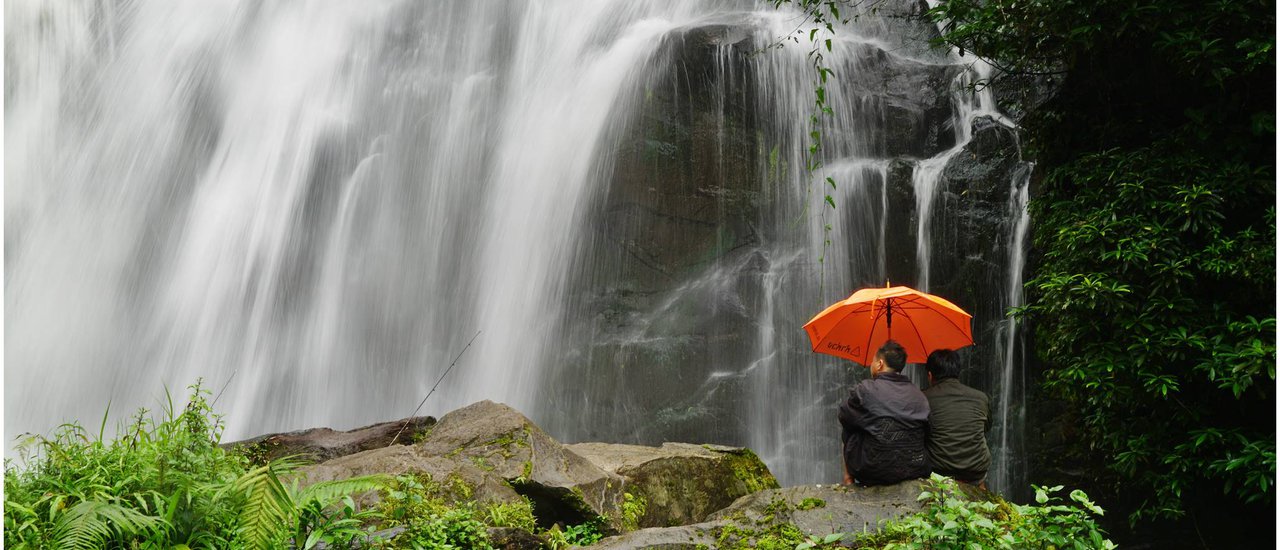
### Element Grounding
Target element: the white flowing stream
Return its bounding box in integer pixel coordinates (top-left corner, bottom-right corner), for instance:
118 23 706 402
6 0 1030 493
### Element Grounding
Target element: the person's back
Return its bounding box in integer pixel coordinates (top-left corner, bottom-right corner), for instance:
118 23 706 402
923 349 991 486
838 341 931 486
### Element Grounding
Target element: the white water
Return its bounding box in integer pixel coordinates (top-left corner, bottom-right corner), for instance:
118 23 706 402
6 0 1031 493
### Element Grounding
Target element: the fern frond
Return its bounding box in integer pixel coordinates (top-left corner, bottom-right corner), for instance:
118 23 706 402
295 474 393 511
232 462 296 550
52 499 164 550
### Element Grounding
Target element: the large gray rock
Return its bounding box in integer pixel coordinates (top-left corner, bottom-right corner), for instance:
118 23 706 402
296 445 521 507
593 481 932 549
224 416 436 465
709 481 929 535
567 442 780 528
417 400 629 532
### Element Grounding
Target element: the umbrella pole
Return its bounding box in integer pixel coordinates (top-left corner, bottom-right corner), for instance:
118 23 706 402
886 297 893 341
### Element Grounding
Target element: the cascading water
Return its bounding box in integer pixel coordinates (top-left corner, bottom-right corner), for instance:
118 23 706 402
6 0 1031 495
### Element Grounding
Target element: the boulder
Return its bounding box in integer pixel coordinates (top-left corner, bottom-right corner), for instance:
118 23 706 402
594 481 933 549
939 116 1021 203
417 400 628 532
708 482 929 535
224 416 436 464
566 442 779 528
487 527 545 550
296 445 521 508
990 69 1062 124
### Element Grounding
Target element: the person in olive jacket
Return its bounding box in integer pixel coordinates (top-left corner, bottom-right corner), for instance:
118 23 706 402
838 340 932 486
923 349 992 488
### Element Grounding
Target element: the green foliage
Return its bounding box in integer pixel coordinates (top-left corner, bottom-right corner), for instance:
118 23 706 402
228 459 391 550
853 475 1114 549
1019 132 1276 522
51 500 166 550
797 532 847 550
374 472 553 549
482 499 537 532
3 381 390 550
542 516 606 549
5 381 246 548
620 491 648 531
927 0 1276 526
295 495 383 550
796 497 826 511
725 448 782 494
714 519 807 550
563 516 606 546
387 506 490 550
375 473 489 549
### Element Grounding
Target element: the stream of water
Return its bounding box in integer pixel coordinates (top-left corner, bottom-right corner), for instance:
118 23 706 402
6 0 1030 493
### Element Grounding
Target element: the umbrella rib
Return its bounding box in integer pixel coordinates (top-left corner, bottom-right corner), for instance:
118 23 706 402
894 294 972 338
864 304 891 364
884 300 923 356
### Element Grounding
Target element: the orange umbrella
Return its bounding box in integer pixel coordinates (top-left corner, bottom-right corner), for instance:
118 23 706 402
803 285 973 366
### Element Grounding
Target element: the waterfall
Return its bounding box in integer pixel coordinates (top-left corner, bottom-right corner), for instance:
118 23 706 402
6 0 1031 494
991 164 1032 494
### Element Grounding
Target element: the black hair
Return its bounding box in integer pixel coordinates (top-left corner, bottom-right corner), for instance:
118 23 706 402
876 340 907 372
926 349 961 380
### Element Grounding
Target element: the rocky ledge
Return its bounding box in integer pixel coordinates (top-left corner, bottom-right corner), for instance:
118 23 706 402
226 400 951 548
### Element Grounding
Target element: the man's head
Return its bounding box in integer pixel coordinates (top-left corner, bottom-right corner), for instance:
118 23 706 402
872 340 907 375
926 349 960 382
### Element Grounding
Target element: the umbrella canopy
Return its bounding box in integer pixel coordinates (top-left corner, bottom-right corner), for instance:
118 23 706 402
803 285 973 365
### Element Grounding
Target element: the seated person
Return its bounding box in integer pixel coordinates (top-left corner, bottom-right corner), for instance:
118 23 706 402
923 349 992 488
838 340 931 486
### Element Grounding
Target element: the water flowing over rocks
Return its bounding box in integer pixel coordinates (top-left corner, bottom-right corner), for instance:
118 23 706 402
8 0 1035 497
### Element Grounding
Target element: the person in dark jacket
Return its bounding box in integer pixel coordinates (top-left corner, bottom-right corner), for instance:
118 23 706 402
923 349 992 488
838 340 931 486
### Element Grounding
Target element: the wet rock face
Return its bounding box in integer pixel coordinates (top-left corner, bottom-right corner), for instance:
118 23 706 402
546 9 1032 486
596 22 762 293
843 45 961 158
549 21 769 448
926 115 1025 315
991 71 1063 124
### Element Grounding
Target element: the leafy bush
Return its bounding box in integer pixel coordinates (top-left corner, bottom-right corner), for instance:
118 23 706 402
925 0 1275 527
854 474 1115 549
5 382 247 548
3 381 389 549
375 472 539 549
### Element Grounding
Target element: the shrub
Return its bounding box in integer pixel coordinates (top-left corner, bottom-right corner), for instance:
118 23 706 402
3 381 389 550
856 474 1115 549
